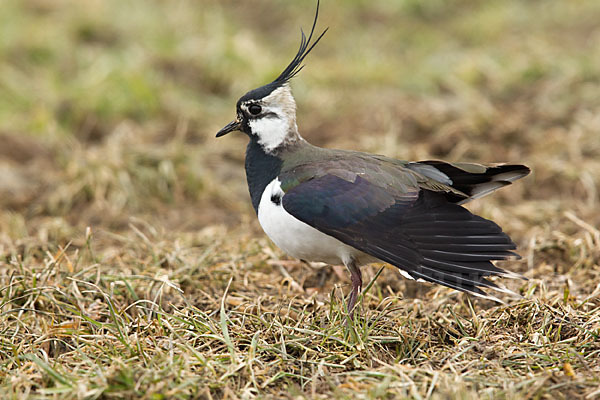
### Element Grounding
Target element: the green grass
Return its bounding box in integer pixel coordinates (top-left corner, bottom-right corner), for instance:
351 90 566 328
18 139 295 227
1 0 600 398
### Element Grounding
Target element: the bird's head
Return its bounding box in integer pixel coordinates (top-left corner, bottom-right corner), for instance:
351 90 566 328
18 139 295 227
216 1 327 153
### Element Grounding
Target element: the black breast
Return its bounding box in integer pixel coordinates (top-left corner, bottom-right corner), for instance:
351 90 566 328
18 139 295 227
245 138 283 213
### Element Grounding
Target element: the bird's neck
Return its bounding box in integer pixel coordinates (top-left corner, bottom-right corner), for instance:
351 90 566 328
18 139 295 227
245 137 284 213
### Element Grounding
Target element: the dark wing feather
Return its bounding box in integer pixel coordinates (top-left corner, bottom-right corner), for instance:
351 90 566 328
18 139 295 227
407 161 530 204
281 172 521 298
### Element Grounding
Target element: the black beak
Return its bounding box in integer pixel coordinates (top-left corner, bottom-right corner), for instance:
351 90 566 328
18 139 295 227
216 119 241 137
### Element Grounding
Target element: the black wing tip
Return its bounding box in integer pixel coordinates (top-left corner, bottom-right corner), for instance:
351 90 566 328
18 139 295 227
272 0 328 85
493 164 531 181
404 266 524 302
501 164 531 173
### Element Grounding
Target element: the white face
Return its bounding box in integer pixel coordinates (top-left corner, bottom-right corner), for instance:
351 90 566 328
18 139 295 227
242 85 300 153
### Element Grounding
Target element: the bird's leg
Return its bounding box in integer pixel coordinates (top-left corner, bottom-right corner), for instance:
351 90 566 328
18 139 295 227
345 259 362 319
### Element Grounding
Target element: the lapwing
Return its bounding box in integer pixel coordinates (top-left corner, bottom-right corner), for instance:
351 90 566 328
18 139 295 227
216 2 530 317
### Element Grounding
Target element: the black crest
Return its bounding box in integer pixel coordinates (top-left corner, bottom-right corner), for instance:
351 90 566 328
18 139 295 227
238 1 328 104
272 0 328 85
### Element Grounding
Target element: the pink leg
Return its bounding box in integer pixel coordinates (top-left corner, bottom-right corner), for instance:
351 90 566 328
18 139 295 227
346 260 362 319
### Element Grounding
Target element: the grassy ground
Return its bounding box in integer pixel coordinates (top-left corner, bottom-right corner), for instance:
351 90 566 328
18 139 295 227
1 0 600 398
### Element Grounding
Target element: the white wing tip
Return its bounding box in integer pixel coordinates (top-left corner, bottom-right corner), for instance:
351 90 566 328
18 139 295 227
470 290 506 304
498 270 527 280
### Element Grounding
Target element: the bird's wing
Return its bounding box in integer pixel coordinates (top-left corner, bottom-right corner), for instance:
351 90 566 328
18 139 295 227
403 159 530 204
279 158 522 299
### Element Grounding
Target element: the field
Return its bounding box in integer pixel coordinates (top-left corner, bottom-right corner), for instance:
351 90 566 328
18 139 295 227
1 0 600 398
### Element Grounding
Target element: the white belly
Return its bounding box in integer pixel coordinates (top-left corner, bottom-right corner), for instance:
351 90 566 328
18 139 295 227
257 179 367 265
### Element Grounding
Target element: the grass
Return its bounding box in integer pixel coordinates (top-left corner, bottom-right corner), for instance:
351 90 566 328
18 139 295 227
1 0 600 398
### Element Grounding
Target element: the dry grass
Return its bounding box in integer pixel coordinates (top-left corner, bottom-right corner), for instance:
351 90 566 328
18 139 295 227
1 0 600 398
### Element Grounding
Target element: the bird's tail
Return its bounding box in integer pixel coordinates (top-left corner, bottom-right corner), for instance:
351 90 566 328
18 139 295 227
411 161 530 204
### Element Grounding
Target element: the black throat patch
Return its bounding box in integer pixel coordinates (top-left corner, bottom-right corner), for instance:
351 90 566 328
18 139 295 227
245 137 283 213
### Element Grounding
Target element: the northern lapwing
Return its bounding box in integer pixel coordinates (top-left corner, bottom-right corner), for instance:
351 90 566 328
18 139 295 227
216 2 530 316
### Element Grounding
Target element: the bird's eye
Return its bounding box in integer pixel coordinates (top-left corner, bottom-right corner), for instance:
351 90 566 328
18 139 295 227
248 104 262 116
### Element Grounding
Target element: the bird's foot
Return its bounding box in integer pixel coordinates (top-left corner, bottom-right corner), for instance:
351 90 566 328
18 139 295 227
346 261 362 320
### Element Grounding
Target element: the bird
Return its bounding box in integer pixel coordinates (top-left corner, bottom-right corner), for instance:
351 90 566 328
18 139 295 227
216 1 530 317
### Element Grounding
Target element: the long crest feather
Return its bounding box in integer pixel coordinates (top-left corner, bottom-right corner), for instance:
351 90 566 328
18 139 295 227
272 0 328 85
